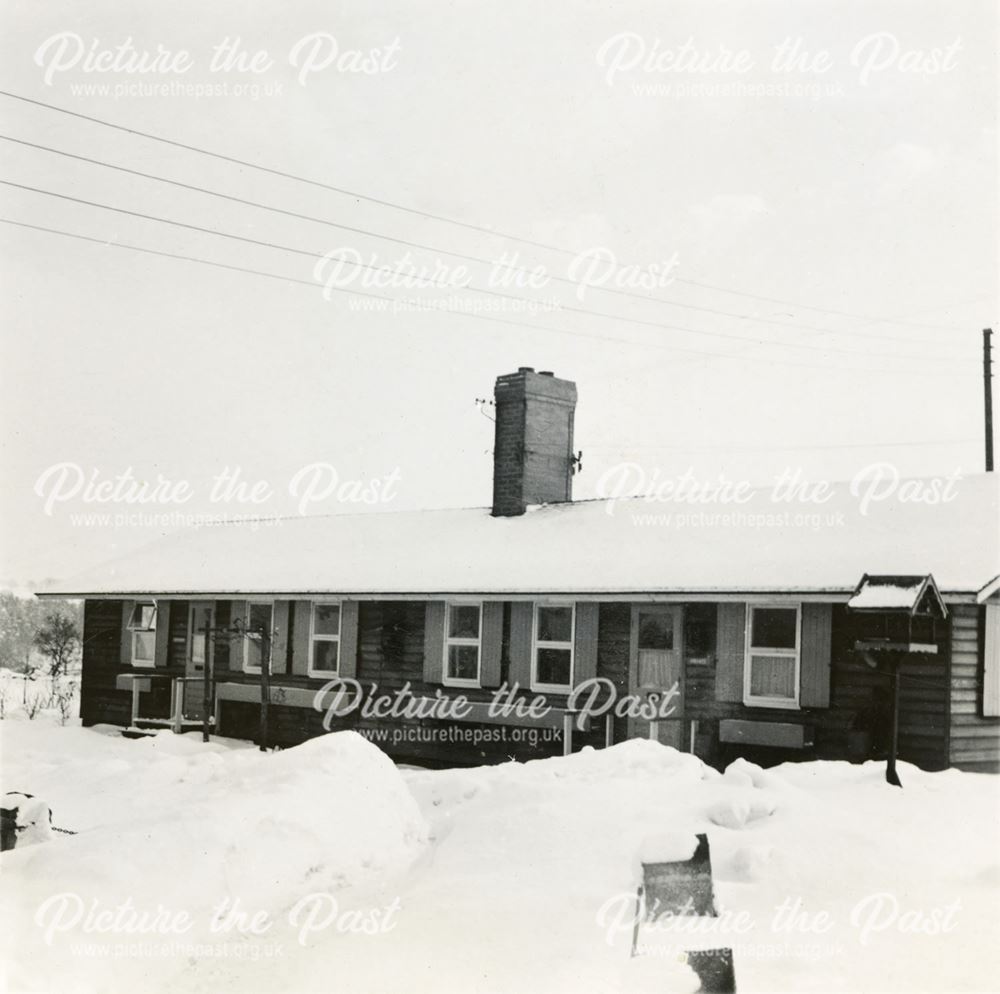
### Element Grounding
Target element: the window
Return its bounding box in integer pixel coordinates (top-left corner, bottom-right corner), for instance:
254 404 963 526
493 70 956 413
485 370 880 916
309 601 341 677
744 603 800 708
443 602 481 687
684 603 716 665
128 601 157 668
532 603 574 692
243 601 273 674
636 609 674 689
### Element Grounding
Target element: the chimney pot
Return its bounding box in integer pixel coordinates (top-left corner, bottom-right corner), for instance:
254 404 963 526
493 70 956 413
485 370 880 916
518 366 534 373
539 370 554 377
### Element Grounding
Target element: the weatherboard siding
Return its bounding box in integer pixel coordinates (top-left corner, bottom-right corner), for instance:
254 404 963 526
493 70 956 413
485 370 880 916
210 598 624 765
949 604 1000 771
80 599 177 726
79 596 964 771
684 604 951 770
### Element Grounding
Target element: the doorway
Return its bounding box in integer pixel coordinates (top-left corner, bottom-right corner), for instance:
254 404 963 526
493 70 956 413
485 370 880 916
184 602 214 719
628 605 684 747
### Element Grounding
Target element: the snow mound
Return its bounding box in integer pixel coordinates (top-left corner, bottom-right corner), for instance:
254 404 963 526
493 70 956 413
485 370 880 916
631 832 702 883
721 844 780 882
613 952 701 993
2 793 53 849
2 731 427 917
506 739 711 785
723 757 785 790
637 832 700 865
707 794 776 830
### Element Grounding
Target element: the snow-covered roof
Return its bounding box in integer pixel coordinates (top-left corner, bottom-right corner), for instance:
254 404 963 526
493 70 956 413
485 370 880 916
847 579 923 610
38 473 999 599
847 574 947 615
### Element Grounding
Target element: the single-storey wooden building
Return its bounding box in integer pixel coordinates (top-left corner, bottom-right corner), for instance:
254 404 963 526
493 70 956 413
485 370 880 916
40 368 1000 771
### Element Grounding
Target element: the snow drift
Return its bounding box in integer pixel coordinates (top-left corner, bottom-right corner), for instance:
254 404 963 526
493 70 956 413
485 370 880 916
0 729 427 992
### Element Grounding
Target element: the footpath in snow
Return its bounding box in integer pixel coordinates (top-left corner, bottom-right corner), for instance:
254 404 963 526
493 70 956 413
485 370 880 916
1 717 999 994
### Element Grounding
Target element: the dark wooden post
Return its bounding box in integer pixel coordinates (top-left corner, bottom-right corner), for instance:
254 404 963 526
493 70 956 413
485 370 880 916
985 328 994 472
258 624 271 752
201 619 212 744
886 655 902 787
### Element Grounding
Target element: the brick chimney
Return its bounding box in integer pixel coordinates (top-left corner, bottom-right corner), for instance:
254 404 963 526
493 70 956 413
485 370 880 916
492 367 577 517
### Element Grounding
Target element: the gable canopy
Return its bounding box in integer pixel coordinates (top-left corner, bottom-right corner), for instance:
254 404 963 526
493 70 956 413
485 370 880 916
847 574 948 618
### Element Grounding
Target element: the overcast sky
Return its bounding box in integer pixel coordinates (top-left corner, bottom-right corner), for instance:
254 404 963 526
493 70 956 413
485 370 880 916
0 0 997 587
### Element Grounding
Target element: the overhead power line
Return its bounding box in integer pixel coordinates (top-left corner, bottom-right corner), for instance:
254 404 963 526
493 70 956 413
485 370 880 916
0 216 963 380
587 437 980 453
666 276 970 333
0 133 956 350
0 88 581 256
0 90 967 336
0 178 973 367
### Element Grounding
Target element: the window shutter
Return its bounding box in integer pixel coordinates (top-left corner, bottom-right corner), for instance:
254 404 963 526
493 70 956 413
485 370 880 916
291 600 311 676
422 601 446 683
984 604 1000 718
271 601 290 675
508 601 534 690
119 601 134 666
213 600 229 672
715 602 746 702
340 601 359 679
800 603 833 708
154 601 171 668
480 601 504 687
230 600 248 672
574 602 600 685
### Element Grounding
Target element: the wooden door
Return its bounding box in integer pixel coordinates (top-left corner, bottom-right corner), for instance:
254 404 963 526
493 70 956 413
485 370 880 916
629 605 684 747
184 602 214 719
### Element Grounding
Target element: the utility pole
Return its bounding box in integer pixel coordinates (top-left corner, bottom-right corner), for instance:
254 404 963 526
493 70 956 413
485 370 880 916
886 655 902 788
258 623 271 752
985 328 994 472
201 619 213 744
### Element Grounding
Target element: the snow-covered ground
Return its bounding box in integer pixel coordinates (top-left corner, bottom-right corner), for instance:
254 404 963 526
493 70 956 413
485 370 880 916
0 668 79 725
1 715 999 994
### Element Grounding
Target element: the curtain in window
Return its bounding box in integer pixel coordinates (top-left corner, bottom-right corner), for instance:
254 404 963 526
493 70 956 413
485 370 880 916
749 653 796 698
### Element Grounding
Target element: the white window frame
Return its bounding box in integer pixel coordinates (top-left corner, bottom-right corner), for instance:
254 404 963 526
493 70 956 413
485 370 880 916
242 599 274 675
128 601 157 669
984 603 1000 718
442 600 483 688
308 600 342 678
743 601 801 710
532 601 575 693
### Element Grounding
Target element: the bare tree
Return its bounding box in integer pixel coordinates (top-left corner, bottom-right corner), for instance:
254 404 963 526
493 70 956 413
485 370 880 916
33 613 80 689
23 687 45 720
53 680 76 725
0 592 43 672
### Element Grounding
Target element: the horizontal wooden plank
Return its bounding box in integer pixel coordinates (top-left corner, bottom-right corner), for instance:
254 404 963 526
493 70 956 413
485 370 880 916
952 620 979 630
951 750 1000 763
951 665 980 677
948 722 1000 736
719 719 813 748
410 697 592 731
216 681 320 709
950 702 983 715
